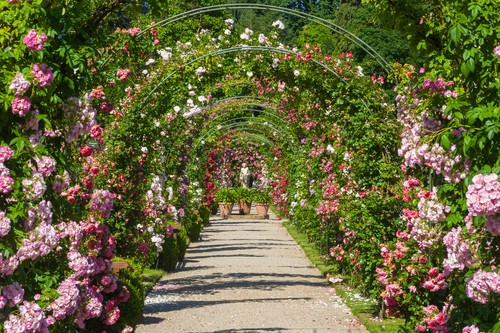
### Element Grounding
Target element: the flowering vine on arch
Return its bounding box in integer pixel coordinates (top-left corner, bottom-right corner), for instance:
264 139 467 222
1 1 499 332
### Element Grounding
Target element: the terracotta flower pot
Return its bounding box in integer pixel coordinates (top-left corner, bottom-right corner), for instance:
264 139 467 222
238 200 251 215
255 204 269 216
219 203 233 218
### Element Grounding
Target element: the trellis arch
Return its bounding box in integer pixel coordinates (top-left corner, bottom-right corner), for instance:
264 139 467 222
135 3 392 74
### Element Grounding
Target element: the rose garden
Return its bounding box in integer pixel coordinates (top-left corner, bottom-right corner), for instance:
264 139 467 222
0 1 499 332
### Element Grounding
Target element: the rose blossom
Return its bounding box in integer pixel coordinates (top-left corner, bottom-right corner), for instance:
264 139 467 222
9 73 31 95
31 63 54 87
2 282 24 306
0 163 15 194
12 96 31 116
80 146 93 157
0 146 14 163
35 155 56 177
116 69 131 81
0 211 11 237
23 30 47 51
494 45 500 57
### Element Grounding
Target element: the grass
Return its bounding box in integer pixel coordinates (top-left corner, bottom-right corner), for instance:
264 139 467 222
142 267 165 294
283 221 404 333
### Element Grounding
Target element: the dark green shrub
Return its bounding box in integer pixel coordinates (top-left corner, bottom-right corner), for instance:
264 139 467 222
199 205 210 225
116 258 145 330
176 228 189 261
156 235 180 272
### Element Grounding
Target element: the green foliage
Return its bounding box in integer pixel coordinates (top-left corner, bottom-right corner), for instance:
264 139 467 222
115 258 145 331
215 188 237 203
156 235 180 272
253 191 272 204
235 187 255 202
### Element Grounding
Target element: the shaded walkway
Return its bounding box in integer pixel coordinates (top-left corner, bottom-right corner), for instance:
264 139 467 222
136 209 369 333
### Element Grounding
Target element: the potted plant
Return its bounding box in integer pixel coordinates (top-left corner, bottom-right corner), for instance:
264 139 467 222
215 188 236 218
253 191 272 217
236 187 254 215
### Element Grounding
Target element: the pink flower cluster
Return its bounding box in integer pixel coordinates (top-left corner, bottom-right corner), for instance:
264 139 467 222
2 282 24 307
0 146 14 163
465 269 500 304
9 73 31 95
463 325 484 333
442 227 477 276
466 173 500 236
417 192 450 223
422 267 448 292
0 162 15 194
67 250 100 279
494 45 500 57
90 189 114 218
62 96 97 143
11 96 31 117
16 223 60 262
74 285 103 329
4 300 50 333
116 68 131 81
23 29 47 51
35 155 56 177
21 172 47 200
31 63 54 87
0 211 11 237
421 77 457 97
396 94 468 183
466 173 500 216
415 304 449 332
47 278 81 320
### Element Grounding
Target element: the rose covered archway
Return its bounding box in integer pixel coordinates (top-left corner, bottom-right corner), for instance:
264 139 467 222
1 2 499 332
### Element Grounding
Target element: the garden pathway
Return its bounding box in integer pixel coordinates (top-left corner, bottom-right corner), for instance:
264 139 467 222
136 207 369 333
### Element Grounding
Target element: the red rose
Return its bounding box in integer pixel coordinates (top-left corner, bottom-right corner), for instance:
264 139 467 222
80 146 93 157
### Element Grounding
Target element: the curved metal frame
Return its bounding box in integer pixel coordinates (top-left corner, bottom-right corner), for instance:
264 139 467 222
136 3 391 74
143 45 350 104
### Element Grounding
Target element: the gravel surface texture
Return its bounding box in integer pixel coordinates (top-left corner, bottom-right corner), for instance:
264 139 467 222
136 209 369 333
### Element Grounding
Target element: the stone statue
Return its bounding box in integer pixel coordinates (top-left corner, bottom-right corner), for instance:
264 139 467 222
239 163 250 188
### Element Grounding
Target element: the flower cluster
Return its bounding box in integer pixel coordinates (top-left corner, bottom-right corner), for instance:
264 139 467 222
62 96 97 143
90 189 114 218
415 304 449 332
4 300 50 333
466 173 500 216
417 191 450 223
0 210 11 237
23 29 47 51
465 270 500 304
35 155 56 177
31 63 54 87
11 96 31 117
466 173 500 236
396 93 468 183
9 73 31 95
442 227 477 275
21 172 47 201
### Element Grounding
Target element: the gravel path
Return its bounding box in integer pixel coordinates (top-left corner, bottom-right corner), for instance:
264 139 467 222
136 209 369 333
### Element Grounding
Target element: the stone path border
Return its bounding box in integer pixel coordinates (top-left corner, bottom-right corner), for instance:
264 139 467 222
136 208 369 333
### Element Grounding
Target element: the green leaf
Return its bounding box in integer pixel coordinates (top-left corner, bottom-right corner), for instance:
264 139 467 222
440 134 451 150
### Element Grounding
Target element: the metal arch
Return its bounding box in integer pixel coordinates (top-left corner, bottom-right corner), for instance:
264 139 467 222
142 45 374 111
205 96 274 110
208 108 290 132
135 3 392 74
205 81 255 94
196 117 294 146
193 131 275 153
202 116 295 142
192 121 295 152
